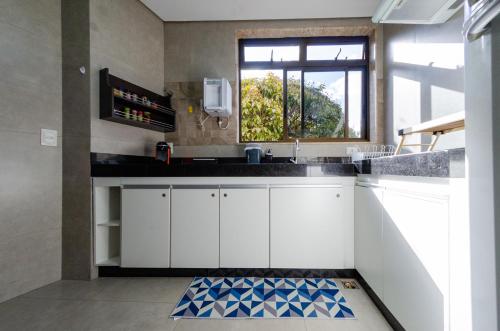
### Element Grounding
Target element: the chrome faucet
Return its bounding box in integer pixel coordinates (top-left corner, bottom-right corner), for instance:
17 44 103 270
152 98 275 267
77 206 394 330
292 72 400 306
290 139 300 164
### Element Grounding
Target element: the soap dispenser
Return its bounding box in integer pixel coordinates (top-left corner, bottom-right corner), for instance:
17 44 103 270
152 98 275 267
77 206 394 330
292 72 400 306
265 148 273 162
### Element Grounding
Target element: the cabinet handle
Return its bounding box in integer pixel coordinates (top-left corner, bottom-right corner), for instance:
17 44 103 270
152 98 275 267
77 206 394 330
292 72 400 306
211 193 215 197
162 193 166 197
224 193 227 197
336 194 340 198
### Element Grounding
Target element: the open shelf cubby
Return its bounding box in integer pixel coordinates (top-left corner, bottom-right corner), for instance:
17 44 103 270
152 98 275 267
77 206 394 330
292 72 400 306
99 68 175 133
94 186 121 266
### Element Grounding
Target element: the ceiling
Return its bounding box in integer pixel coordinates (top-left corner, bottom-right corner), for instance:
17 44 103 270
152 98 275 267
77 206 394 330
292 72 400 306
140 0 381 22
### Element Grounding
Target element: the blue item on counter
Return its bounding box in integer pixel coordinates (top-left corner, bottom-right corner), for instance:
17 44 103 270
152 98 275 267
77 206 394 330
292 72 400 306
244 144 263 164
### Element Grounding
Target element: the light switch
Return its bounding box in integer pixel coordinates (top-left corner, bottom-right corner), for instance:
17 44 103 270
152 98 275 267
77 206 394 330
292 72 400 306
41 129 58 147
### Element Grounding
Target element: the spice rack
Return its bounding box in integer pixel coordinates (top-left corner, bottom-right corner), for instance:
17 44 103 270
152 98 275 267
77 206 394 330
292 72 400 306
100 68 175 133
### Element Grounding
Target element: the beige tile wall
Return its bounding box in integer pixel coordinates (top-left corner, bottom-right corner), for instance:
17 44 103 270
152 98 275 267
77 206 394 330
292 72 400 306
0 0 62 302
164 19 385 157
89 0 166 156
61 0 168 282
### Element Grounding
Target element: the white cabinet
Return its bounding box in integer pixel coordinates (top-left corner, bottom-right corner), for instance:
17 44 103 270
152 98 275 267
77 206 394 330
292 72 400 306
94 186 121 266
171 187 219 268
382 190 449 331
270 186 344 269
354 177 463 331
220 187 269 268
121 187 170 268
95 177 355 271
354 185 384 299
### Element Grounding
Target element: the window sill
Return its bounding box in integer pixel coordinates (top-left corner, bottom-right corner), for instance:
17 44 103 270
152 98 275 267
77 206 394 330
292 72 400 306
239 138 371 144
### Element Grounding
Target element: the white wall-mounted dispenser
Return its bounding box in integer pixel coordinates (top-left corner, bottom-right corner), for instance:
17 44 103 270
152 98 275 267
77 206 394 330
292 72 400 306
203 78 232 118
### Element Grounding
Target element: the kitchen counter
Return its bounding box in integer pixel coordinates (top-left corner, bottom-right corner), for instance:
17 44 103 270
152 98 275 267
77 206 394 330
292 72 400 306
354 148 465 178
91 153 355 177
91 148 465 178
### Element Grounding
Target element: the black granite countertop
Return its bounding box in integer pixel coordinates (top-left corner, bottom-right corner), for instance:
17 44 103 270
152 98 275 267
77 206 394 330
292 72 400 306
91 148 465 178
354 148 465 178
91 153 355 177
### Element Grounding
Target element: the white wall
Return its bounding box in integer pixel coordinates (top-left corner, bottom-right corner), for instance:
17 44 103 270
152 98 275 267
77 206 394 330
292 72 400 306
384 12 465 153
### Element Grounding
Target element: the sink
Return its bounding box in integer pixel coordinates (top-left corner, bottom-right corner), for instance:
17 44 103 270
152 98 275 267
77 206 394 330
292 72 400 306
260 157 347 165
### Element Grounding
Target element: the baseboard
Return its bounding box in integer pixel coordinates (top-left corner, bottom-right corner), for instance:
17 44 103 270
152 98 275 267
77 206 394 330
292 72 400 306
98 267 357 278
354 270 405 331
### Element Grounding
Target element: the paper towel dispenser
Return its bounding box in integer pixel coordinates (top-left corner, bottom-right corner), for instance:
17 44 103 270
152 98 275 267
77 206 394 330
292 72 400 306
203 78 232 118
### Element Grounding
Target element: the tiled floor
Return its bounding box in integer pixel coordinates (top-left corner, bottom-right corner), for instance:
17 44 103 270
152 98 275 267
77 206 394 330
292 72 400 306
0 277 392 331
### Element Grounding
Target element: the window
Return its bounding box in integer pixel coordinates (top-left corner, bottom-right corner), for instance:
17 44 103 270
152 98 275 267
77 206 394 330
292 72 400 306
239 36 369 142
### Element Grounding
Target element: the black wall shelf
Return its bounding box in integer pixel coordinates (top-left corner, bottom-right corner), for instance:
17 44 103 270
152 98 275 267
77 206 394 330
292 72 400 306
100 68 176 133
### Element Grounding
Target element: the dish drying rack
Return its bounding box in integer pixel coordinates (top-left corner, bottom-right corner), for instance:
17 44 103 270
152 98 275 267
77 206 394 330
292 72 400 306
349 145 396 162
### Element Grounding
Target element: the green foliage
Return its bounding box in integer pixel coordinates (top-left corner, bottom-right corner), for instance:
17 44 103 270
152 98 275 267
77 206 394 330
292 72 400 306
303 81 344 138
240 73 284 142
241 72 347 142
286 79 301 137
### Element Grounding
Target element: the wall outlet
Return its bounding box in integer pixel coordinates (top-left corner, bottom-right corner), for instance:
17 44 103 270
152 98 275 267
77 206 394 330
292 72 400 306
41 129 58 147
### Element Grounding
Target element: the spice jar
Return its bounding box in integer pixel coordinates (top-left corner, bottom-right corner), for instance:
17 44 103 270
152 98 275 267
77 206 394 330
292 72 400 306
142 96 148 105
124 107 131 119
132 94 138 102
125 91 131 100
131 110 137 121
144 112 151 124
137 111 143 122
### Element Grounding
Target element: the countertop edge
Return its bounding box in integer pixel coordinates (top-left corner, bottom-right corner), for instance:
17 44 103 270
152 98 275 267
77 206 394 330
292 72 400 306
90 148 465 178
354 148 465 178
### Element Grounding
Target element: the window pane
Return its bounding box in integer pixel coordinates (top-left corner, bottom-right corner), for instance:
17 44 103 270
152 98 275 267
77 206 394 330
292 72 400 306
303 71 345 138
286 71 301 138
240 70 284 142
348 71 363 138
307 44 364 61
244 46 300 62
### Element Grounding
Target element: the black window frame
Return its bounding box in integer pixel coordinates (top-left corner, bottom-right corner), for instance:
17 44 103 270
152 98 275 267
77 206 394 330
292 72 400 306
238 36 370 143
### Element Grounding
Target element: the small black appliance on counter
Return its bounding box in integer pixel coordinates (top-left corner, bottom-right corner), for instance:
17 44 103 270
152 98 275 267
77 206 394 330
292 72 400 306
155 141 171 165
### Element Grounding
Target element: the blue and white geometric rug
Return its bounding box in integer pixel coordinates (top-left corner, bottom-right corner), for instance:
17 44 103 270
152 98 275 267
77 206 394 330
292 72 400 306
171 277 355 319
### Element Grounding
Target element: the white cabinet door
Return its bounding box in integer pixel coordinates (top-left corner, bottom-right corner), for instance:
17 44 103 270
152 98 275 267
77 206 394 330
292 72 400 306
220 188 269 268
354 185 384 299
383 190 449 331
171 187 219 268
121 188 170 268
270 187 344 269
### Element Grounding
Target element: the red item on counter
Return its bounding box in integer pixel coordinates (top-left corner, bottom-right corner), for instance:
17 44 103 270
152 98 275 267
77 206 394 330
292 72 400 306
167 145 171 165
